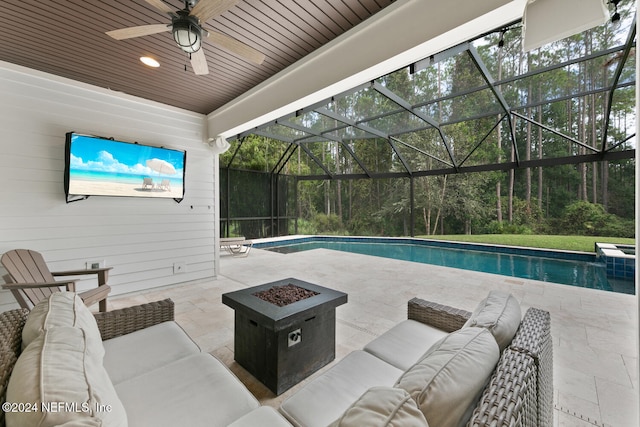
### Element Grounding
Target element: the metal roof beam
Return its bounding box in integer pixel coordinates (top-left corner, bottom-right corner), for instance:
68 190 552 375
313 107 408 178
296 149 635 181
385 79 634 135
606 133 636 152
224 136 245 169
371 81 458 170
298 143 335 178
317 105 454 175
386 137 413 175
390 137 454 168
315 106 389 140
467 44 519 166
250 130 295 144
458 116 505 167
277 118 373 178
314 106 408 178
411 42 471 73
293 83 371 118
272 144 298 175
511 112 599 153
408 42 633 113
601 16 636 152
253 124 334 177
372 81 438 128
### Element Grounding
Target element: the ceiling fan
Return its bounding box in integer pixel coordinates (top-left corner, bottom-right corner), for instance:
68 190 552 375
105 0 265 75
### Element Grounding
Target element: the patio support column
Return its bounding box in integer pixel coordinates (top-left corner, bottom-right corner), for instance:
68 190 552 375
214 155 221 276
270 173 276 238
295 177 299 235
226 167 231 237
410 176 415 237
277 173 280 237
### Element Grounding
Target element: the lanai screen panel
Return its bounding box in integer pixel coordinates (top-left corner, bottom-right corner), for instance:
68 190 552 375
228 0 635 178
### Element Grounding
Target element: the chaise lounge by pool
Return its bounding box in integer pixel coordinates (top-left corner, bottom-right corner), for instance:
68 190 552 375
255 236 635 295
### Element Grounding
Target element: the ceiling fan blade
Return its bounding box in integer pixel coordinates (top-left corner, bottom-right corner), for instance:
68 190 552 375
190 0 238 23
190 49 209 75
206 30 265 65
106 24 170 40
144 0 174 15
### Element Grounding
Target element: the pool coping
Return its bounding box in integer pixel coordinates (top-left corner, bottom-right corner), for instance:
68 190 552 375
253 235 597 263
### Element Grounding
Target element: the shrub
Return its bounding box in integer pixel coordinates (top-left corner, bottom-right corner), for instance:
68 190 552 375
291 218 317 235
482 221 533 235
598 218 635 238
559 201 634 237
313 213 347 234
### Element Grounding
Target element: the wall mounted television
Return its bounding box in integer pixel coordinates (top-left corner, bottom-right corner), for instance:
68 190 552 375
64 132 186 203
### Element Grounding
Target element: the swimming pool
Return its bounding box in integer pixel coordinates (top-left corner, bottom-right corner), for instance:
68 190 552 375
255 236 635 295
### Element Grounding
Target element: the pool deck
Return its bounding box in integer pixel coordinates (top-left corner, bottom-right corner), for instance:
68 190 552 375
110 246 639 427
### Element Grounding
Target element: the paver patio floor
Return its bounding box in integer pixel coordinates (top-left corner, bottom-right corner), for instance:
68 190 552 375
111 247 639 427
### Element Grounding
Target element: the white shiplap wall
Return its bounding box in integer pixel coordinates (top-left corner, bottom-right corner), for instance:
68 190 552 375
0 62 217 311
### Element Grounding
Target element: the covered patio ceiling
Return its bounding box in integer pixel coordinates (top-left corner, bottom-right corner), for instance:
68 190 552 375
0 0 397 114
224 3 636 179
0 0 519 122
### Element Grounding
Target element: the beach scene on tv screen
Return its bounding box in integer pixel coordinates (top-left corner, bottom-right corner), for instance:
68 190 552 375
68 134 185 199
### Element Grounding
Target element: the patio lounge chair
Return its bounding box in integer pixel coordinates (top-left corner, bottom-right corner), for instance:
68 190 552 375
142 177 154 189
1 249 111 312
220 237 253 257
158 179 171 191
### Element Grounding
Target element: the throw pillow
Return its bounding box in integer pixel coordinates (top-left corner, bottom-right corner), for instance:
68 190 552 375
395 327 499 427
22 292 104 359
329 387 429 427
463 290 521 350
6 327 127 427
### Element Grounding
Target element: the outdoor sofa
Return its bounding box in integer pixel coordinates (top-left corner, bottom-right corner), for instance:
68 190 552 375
279 290 553 427
0 290 551 427
0 293 291 427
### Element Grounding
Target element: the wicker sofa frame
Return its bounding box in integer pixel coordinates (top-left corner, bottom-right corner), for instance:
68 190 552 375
407 298 553 427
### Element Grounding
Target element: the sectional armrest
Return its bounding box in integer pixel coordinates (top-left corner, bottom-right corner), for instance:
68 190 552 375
509 307 554 427
407 297 472 333
469 307 553 427
469 347 537 426
94 298 174 341
0 308 29 427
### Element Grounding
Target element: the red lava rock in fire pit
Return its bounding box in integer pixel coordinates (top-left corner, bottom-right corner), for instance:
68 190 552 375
253 283 320 307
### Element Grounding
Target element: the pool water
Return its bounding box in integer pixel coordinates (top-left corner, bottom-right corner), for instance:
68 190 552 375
258 238 635 295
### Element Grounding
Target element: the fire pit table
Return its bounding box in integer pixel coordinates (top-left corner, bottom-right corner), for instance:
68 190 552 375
222 278 348 395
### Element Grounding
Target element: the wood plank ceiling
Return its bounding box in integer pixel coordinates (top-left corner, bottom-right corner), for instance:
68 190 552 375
0 0 395 114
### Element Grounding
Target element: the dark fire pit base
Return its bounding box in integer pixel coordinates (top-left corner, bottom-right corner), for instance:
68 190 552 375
222 278 348 395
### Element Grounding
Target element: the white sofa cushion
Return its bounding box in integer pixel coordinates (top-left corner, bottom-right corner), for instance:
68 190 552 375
395 327 499 427
6 326 127 427
22 292 104 358
228 407 294 427
463 290 521 350
114 353 259 427
279 350 403 427
329 387 429 427
103 321 201 385
364 320 448 370
54 420 102 426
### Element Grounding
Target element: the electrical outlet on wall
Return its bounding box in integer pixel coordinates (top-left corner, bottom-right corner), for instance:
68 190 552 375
86 260 104 270
173 262 187 274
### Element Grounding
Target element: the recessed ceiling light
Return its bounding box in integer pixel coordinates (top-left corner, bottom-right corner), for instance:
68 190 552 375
140 56 160 68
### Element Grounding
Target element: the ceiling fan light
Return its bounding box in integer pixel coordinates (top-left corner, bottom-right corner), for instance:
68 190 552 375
172 18 201 53
140 56 160 67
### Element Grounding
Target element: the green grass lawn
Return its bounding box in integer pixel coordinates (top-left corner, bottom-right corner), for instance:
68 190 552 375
415 234 635 253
